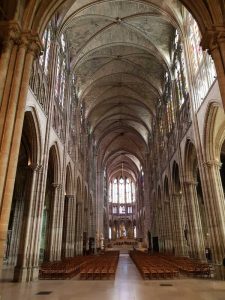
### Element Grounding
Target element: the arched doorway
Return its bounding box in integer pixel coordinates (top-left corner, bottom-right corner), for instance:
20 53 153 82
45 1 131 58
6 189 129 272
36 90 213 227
75 177 82 255
4 111 40 281
40 145 60 262
184 140 206 260
83 187 88 255
172 162 187 256
163 177 173 252
62 164 74 258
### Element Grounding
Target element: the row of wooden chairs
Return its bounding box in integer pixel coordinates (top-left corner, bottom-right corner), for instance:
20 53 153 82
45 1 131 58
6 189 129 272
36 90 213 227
160 255 211 277
130 251 211 279
130 251 179 280
39 256 95 279
79 251 119 280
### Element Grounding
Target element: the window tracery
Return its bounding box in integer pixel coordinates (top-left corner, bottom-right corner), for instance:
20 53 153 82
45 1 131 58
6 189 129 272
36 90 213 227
109 177 136 214
185 12 216 110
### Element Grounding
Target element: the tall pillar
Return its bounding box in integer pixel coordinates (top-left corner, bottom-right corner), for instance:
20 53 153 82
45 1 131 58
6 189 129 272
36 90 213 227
204 160 225 277
50 183 63 261
183 180 206 260
13 164 40 282
64 195 75 257
171 193 187 256
0 31 41 269
75 202 83 255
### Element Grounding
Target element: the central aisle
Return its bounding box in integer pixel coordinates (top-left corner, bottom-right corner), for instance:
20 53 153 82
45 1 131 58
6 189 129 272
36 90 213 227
115 253 141 281
1 253 225 300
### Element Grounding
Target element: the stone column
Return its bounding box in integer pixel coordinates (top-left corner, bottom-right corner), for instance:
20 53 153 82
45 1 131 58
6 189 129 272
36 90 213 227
75 202 83 255
0 22 20 108
13 164 40 282
183 180 206 260
0 32 41 269
50 183 63 261
204 160 225 277
162 200 173 253
64 195 75 257
171 193 187 256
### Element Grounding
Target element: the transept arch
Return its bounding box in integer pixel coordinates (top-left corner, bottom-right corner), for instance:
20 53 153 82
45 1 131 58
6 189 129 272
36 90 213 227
4 110 41 280
183 139 207 260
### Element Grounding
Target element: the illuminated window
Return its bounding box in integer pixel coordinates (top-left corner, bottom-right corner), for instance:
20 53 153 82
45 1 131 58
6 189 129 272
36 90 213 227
119 205 126 214
39 25 52 75
109 182 112 202
126 178 131 203
109 177 136 204
113 206 117 214
55 33 67 109
119 177 125 203
185 11 216 110
113 179 118 203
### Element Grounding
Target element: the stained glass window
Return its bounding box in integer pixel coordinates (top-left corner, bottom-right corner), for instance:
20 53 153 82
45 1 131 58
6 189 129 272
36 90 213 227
119 178 125 203
113 179 118 203
109 182 112 202
109 177 136 204
185 11 216 110
39 25 52 75
126 178 131 203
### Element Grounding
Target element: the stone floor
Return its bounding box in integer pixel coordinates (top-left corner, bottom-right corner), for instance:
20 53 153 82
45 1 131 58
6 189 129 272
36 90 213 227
1 254 225 300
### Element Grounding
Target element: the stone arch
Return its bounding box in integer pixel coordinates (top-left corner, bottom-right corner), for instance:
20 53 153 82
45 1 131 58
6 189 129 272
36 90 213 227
75 176 83 255
184 139 198 182
76 176 82 202
65 163 73 195
163 175 173 252
48 143 61 184
83 185 89 254
203 101 225 164
172 161 181 193
163 176 169 201
4 110 41 276
183 139 207 259
157 185 162 207
24 107 42 165
204 102 225 202
21 1 220 41
39 143 61 262
61 163 74 258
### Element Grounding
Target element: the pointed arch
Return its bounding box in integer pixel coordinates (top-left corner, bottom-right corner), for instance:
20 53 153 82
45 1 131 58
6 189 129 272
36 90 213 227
172 161 181 193
65 163 73 195
204 102 225 162
184 139 198 181
23 108 42 165
48 143 61 183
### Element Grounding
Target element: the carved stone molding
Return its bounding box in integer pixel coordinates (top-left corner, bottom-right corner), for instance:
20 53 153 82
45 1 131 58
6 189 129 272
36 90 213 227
183 180 198 186
201 26 225 52
204 160 222 169
0 21 42 57
0 21 21 44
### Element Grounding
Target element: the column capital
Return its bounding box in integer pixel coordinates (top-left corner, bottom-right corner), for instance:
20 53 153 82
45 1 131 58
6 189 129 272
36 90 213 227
183 179 198 186
18 32 42 57
0 22 42 57
204 160 222 168
201 26 225 52
0 21 21 44
52 183 62 190
172 192 182 198
65 194 75 200
28 163 43 172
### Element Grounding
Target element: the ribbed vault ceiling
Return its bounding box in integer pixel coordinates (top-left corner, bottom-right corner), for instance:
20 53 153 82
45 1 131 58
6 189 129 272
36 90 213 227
60 0 183 180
